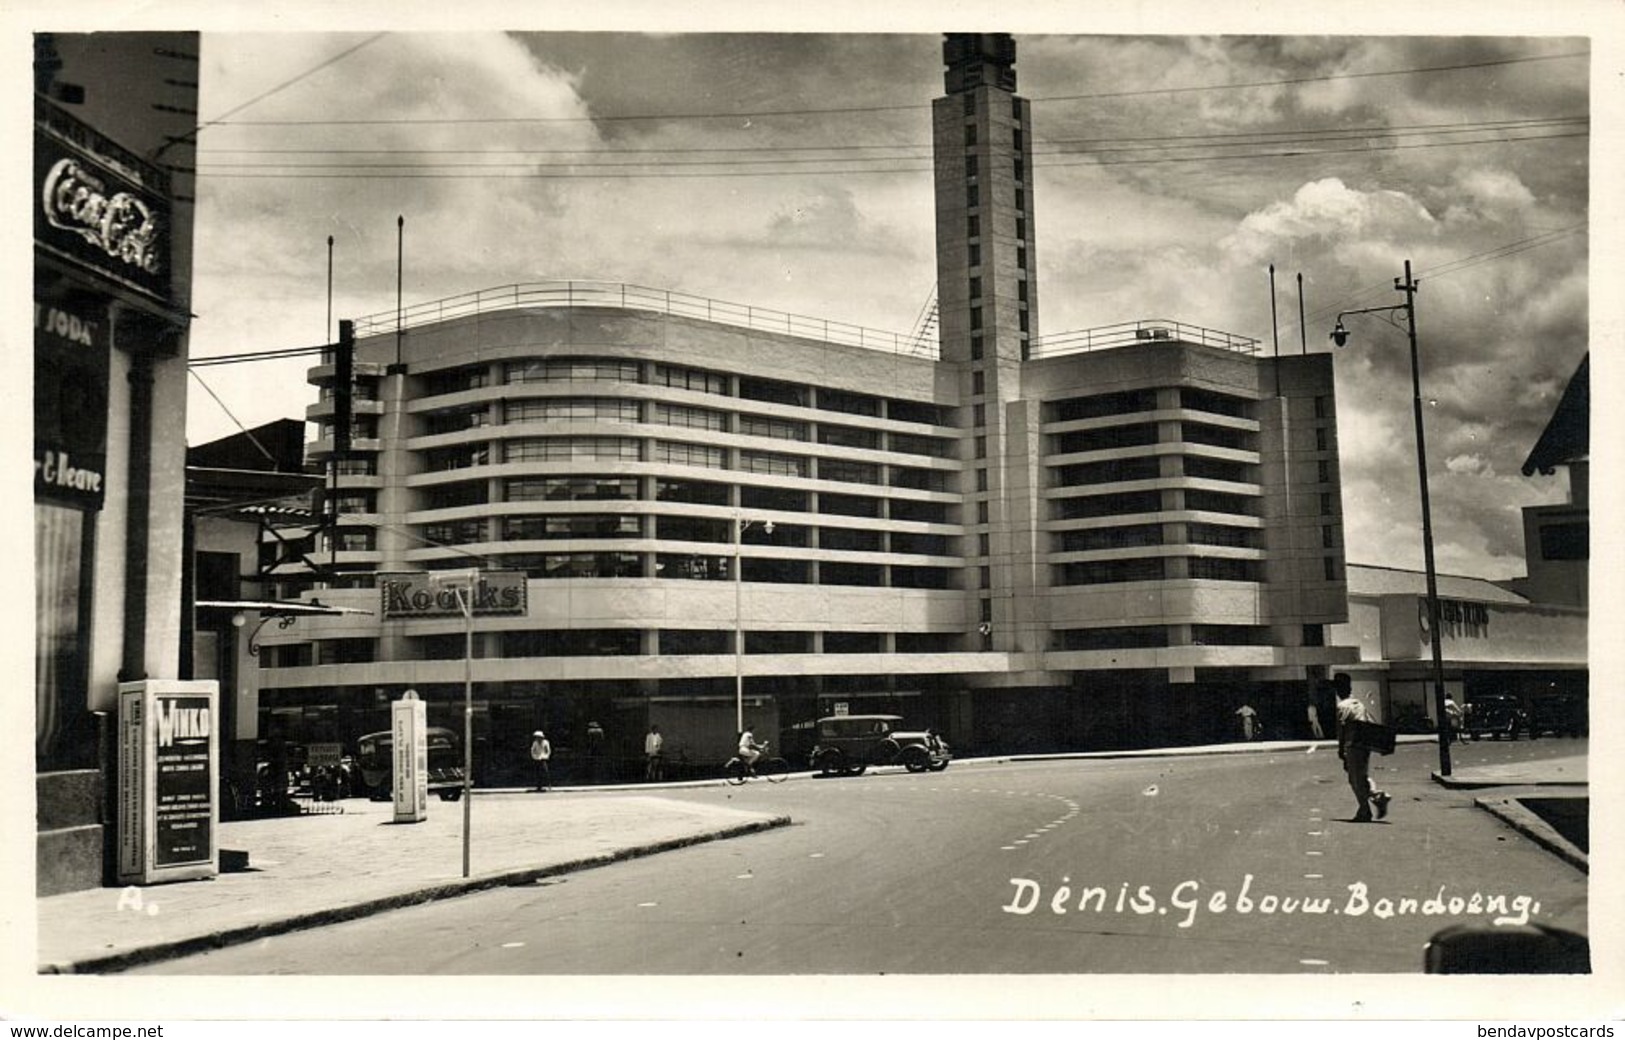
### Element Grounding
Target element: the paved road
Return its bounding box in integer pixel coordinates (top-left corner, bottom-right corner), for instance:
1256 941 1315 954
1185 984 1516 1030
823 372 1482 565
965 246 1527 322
134 739 1588 975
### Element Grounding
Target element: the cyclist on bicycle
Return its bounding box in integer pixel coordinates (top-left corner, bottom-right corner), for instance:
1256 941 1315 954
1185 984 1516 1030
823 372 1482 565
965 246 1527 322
737 725 765 773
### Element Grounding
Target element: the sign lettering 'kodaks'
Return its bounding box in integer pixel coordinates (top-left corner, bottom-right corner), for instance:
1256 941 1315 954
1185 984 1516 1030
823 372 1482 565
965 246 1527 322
379 571 528 619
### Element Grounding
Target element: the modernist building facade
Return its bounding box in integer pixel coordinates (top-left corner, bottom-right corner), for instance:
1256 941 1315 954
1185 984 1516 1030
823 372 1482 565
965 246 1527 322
33 33 199 894
251 35 1355 777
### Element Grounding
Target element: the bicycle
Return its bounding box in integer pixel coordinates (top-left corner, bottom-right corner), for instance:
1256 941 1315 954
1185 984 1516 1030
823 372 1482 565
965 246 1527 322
724 742 789 785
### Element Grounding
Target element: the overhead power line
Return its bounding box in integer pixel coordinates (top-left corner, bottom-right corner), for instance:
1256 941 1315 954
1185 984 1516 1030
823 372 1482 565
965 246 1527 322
207 48 1586 128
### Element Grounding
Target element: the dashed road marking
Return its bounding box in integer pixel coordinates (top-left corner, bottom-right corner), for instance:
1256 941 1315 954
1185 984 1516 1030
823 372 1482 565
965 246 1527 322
1300 959 1330 967
637 902 658 907
1304 874 1323 880
502 942 526 948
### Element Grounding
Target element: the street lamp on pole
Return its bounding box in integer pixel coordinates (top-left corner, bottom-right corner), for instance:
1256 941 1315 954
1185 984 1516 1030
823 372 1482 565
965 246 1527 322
1330 259 1452 777
733 513 774 734
429 567 479 876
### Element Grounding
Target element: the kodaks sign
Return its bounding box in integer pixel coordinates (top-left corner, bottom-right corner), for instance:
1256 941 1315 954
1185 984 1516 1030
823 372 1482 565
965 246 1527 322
379 571 528 619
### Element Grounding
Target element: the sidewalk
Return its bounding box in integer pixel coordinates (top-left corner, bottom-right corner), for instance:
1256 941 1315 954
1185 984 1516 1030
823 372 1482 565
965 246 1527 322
35 740 1586 974
36 789 789 974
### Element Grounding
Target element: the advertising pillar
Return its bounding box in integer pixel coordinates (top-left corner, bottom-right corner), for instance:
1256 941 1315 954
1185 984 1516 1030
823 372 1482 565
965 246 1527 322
117 680 218 885
393 690 428 823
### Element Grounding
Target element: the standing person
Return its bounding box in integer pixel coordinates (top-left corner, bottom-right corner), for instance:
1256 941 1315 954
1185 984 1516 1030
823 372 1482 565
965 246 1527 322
585 720 606 783
1443 696 1465 744
1234 703 1259 741
737 724 765 774
529 730 551 792
1333 674 1391 823
1306 700 1325 740
644 724 665 781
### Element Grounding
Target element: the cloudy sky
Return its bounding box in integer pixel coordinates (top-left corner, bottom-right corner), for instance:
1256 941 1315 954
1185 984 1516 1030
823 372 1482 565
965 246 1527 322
172 12 1599 582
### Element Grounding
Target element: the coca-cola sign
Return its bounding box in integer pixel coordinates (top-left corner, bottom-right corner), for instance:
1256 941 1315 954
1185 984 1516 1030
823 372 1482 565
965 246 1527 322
35 128 170 302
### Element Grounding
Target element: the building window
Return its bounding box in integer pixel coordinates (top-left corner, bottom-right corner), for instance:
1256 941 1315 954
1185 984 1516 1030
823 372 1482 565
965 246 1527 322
504 358 639 385
1186 489 1258 517
1053 489 1162 521
659 629 730 656
819 389 881 417
980 599 993 623
1017 279 1028 303
1053 423 1160 454
965 155 979 178
1015 187 1026 211
969 276 982 300
504 515 641 541
739 451 809 478
977 501 990 524
967 183 979 208
506 475 638 502
980 565 992 589
651 402 727 432
1020 336 1030 362
653 440 727 469
972 370 985 396
817 424 880 450
973 403 986 427
1014 158 1024 180
739 415 809 441
1188 523 1261 549
1539 522 1588 561
820 492 882 518
964 113 976 136
1322 524 1336 549
1189 557 1263 583
738 376 806 407
968 244 981 268
1058 627 1168 651
1056 558 1167 586
1182 456 1256 484
1057 524 1164 552
656 478 730 505
652 363 729 395
1315 395 1330 419
1320 492 1334 516
970 335 984 360
889 432 956 458
1323 557 1339 582
1019 310 1029 333
1016 217 1026 239
978 532 991 556
968 214 980 238
976 469 988 493
504 437 641 463
1316 427 1329 452
970 307 983 331
335 457 377 476
422 365 489 395
974 435 987 459
504 397 641 425
1181 421 1257 452
820 459 882 485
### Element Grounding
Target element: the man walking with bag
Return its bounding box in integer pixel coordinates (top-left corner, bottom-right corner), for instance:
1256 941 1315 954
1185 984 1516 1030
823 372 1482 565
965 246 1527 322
1334 674 1391 823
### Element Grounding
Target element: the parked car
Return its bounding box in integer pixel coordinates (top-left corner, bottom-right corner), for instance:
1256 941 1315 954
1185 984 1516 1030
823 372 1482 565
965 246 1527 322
1528 694 1587 738
356 727 467 800
809 714 951 776
1462 694 1529 741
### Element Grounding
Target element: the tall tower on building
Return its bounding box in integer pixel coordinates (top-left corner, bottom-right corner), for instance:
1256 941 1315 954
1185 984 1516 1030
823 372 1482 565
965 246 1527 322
933 34 1043 660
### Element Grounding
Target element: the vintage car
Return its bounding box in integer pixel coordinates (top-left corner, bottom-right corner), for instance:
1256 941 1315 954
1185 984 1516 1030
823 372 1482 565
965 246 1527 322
357 727 467 800
1462 694 1529 741
809 714 951 776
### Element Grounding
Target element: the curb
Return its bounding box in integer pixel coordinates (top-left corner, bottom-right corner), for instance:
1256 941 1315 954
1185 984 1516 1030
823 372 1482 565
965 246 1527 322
1432 773 1588 791
39 814 791 975
1472 796 1588 875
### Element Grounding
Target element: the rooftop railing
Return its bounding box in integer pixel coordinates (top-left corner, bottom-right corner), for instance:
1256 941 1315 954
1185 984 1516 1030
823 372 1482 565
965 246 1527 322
351 280 936 358
1030 319 1260 359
